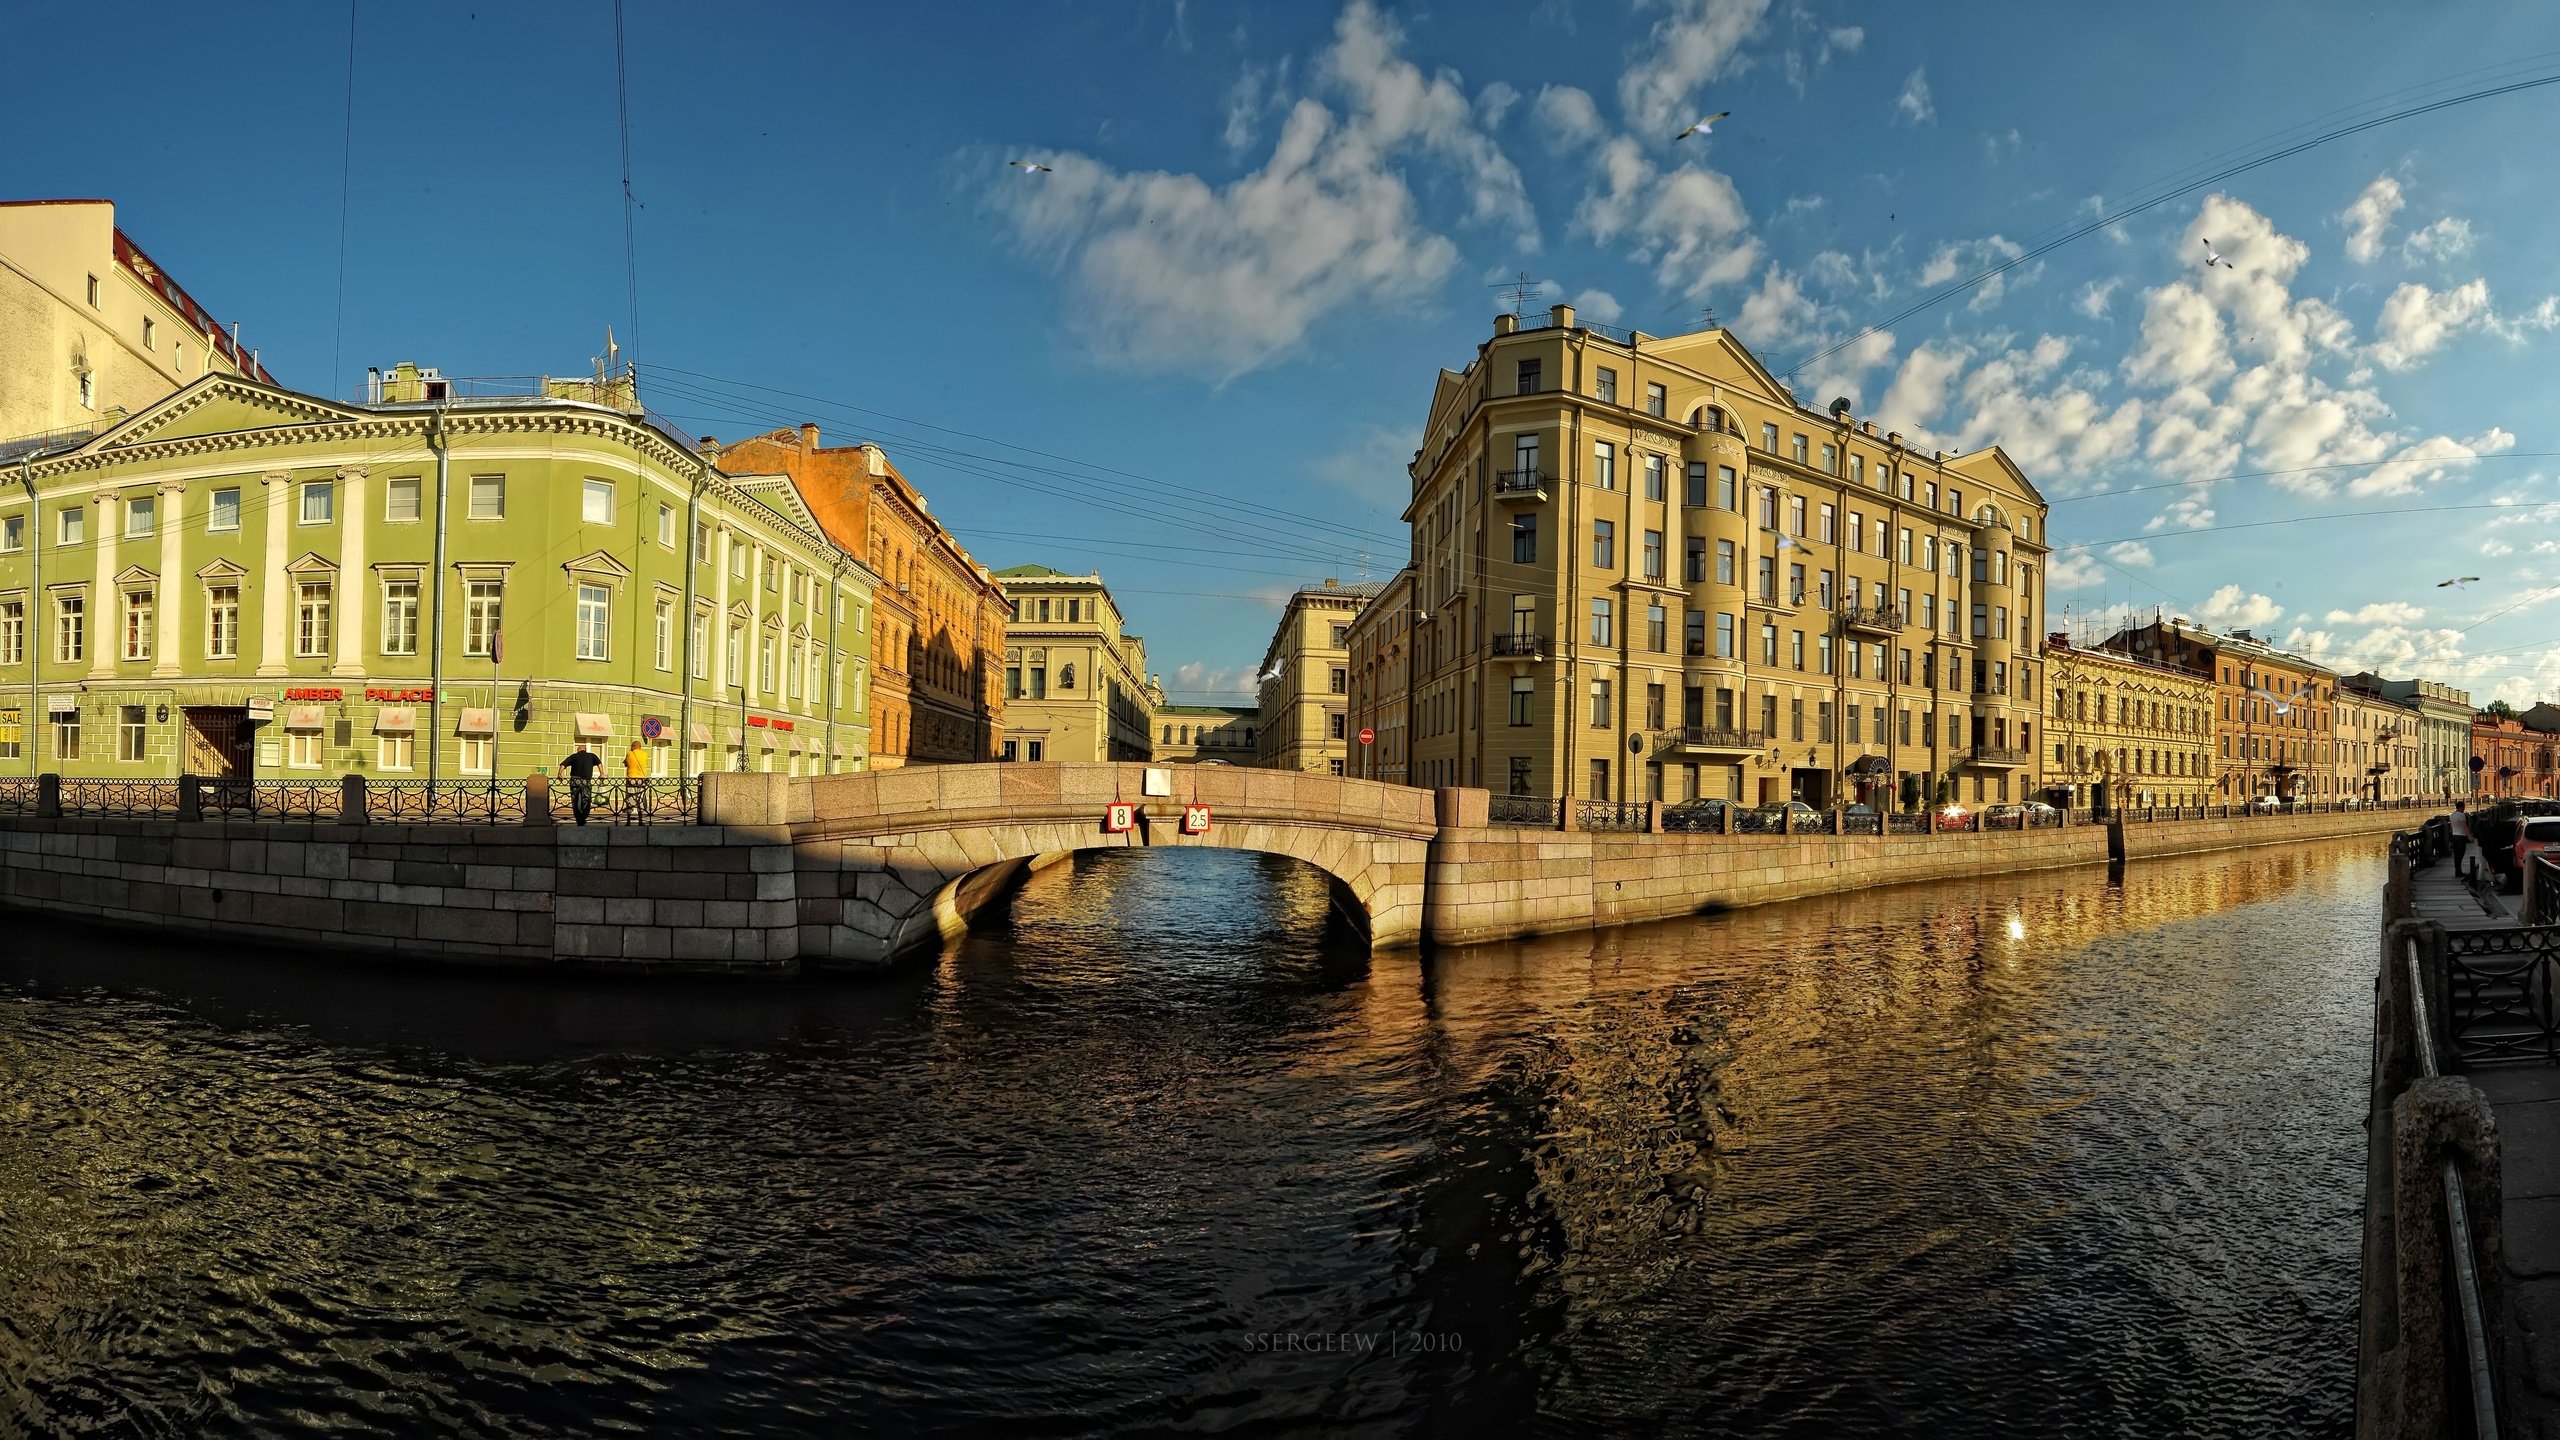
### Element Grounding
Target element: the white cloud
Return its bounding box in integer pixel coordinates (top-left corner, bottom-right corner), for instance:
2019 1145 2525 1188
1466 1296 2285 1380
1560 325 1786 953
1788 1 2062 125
2325 602 2425 625
1171 660 1259 702
1572 288 1624 323
2403 215 2474 265
2372 279 2493 370
1575 135 1760 297
2341 174 2403 263
1877 342 1967 433
989 0 1533 377
1475 80 1521 129
1735 264 1821 350
2105 541 2156 567
1798 327 1897 414
2047 551 2108 590
2483 539 2516 557
2351 428 2516 497
1821 24 1864 60
1315 421 1417 504
2126 284 2234 391
2196 584 2284 632
1618 0 1772 141
1894 67 1934 125
1982 128 2022 165
1917 234 2027 309
2076 279 2119 320
1531 83 1605 150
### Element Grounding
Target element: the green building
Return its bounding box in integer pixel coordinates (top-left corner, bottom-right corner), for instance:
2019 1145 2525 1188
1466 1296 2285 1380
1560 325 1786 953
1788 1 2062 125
0 363 875 780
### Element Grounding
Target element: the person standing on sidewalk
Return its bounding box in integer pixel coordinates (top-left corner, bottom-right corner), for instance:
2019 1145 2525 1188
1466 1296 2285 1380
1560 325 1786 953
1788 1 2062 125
557 744 606 826
623 739 651 820
2451 800 2473 879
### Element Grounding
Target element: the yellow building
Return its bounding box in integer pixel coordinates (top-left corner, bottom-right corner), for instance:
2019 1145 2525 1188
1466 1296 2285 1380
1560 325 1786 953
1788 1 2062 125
1344 567 1413 783
1255 579 1379 775
1401 304 2052 810
1154 704 1258 763
2337 683 2422 803
992 565 1157 762
2040 635 2217 808
2 199 279 445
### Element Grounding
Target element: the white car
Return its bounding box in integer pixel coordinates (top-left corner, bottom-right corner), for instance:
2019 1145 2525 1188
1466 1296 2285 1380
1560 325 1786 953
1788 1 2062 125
2250 794 2283 811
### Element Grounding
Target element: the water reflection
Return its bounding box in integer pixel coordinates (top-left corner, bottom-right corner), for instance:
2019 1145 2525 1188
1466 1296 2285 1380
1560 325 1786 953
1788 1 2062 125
0 841 2379 1437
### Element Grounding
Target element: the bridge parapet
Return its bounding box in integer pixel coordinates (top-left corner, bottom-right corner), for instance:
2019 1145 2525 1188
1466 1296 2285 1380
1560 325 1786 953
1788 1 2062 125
757 762 1438 840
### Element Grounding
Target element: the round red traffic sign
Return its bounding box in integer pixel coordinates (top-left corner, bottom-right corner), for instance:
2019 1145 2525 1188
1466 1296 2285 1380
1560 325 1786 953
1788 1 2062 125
1358 727 1375 746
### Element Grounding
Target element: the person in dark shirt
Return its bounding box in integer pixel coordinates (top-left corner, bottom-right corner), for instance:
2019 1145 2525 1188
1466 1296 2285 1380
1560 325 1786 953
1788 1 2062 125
557 745 606 825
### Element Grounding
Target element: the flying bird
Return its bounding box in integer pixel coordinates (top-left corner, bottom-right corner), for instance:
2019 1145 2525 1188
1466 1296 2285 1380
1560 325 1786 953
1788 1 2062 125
2250 681 2311 716
2439 576 2482 589
2200 237 2233 269
1007 160 1053 174
1674 112 1731 141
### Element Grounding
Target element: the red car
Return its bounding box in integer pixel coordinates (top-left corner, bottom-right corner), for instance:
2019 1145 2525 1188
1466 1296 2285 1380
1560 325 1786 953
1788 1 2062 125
2516 816 2560 884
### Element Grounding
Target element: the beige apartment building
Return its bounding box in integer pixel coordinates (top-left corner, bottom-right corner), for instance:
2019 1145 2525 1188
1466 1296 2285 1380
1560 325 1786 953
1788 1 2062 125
1256 579 1379 774
1154 704 1258 763
992 565 1158 762
1399 305 2052 809
1343 567 1413 783
1 199 280 445
2040 634 2217 808
2351 673 2474 800
2336 683 2423 802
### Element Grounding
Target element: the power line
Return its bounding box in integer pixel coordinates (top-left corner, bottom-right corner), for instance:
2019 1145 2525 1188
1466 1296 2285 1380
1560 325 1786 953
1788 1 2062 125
331 0 357 401
1788 67 2560 375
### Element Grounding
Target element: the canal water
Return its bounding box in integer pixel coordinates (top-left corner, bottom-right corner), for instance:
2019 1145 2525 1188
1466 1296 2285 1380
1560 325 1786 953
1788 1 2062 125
0 839 2380 1438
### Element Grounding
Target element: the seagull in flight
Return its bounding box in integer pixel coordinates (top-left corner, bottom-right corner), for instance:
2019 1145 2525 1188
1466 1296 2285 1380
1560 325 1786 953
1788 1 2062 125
2200 237 2234 269
2438 575 2482 589
1674 111 1731 141
1007 160 1053 174
2250 681 2311 716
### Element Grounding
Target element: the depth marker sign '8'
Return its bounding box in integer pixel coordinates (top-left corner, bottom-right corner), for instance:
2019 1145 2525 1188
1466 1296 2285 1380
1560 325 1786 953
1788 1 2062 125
1104 803 1137 833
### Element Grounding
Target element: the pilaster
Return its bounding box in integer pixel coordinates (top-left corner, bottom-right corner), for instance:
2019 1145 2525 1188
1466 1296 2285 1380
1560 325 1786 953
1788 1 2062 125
257 471 291 676
87 490 116 679
332 466 367 677
152 481 184 678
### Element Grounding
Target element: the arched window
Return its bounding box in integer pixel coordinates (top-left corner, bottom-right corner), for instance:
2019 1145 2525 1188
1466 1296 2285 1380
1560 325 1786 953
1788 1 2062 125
1705 405 1726 434
1163 724 1173 742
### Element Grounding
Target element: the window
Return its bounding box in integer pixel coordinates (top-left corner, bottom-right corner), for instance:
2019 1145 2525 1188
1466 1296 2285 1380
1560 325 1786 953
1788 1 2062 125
1685 462 1708 508
1596 367 1618 403
1685 610 1706 656
379 733 415 772
1517 358 1542 394
1645 684 1666 729
54 708 79 761
1757 487 1779 530
1644 454 1665 501
124 495 154 539
1592 520 1615 568
1330 713 1347 741
1756 554 1776 601
1646 382 1666 417
385 476 422 522
118 588 152 662
1761 422 1779 452
1819 634 1834 675
464 579 504 657
1821 443 1837 474
59 506 84 546
1792 434 1809 463
1509 677 1534 726
381 578 419 655
142 317 156 350
1593 441 1616 490
206 585 238 659
468 474 506 520
206 487 241 532
725 622 746 686
1791 630 1805 670
1717 465 1738 510
760 630 780 693
1716 539 1736 585
583 479 616 525
85 274 98 307
691 609 711 678
763 556 779 591
1791 697 1805 742
78 371 94 409
1590 678 1612 728
0 514 18 553
55 592 84 662
1591 598 1613 646
655 600 674 670
658 504 676 547
0 600 18 665
301 481 334 525
1716 613 1735 658
1643 529 1664 580
695 522 712 563
1330 668 1347 694
288 729 321 769
1647 603 1668 651
1331 624 1350 647
295 581 333 656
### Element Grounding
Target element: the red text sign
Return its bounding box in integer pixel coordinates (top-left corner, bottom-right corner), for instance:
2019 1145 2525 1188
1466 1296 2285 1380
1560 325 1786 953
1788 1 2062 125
282 687 343 701
1104 803 1137 833
1181 805 1212 835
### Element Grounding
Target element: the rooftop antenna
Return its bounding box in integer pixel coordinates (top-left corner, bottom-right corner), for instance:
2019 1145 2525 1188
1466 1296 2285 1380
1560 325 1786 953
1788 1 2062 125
1489 272 1547 318
1698 306 1718 331
606 325 621 379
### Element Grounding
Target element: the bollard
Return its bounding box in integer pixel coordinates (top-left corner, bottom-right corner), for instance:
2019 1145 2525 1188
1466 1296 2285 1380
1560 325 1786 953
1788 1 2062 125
1720 803 1734 836
178 773 201 823
524 773 555 827
338 773 369 825
36 772 60 819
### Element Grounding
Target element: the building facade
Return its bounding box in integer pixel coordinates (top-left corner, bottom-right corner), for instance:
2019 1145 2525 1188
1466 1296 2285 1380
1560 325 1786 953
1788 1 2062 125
2039 634 2216 808
0 369 872 780
2472 713 2560 800
714 424 1003 767
1399 304 2053 810
2336 683 2422 802
1154 704 1258 764
1 199 280 446
1343 567 1413 783
2354 674 2474 800
1256 580 1377 774
989 565 1158 762
2105 621 2336 802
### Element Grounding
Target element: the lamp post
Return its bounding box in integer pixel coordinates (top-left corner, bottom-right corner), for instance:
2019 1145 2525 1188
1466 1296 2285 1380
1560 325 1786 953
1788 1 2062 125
736 683 749 771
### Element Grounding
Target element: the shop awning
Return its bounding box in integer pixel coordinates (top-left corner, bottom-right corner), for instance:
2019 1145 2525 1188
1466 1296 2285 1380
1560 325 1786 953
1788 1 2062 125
373 706 417 734
574 712 611 740
457 707 496 736
1845 754 1892 775
689 722 712 746
285 706 325 731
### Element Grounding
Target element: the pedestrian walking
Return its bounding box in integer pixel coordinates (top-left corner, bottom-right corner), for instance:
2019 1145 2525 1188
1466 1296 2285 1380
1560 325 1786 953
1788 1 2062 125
623 739 651 820
2451 800 2472 879
557 744 605 826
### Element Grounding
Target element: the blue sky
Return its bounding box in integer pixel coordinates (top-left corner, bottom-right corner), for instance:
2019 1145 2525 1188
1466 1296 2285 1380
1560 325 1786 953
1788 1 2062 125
8 1 2560 704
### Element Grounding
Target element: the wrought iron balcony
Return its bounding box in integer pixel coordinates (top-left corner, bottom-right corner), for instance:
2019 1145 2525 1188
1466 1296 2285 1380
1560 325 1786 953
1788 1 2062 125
1965 744 2033 767
1490 632 1547 658
1493 469 1549 502
1972 677 2009 697
1838 604 1904 636
1671 725 1768 754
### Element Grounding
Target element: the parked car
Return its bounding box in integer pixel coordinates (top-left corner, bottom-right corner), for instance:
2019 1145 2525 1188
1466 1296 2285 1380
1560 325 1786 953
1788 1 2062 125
2020 801 2060 823
2515 816 2560 890
1935 801 1971 827
1981 803 2025 827
1756 800 1823 829
2250 794 2283 812
1661 797 1741 832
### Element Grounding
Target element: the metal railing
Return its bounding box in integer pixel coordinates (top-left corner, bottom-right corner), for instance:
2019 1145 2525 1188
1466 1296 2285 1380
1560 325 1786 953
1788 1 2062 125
1837 604 1904 633
0 777 38 815
2442 925 2560 1066
1887 812 1930 834
2535 851 2560 927
1967 745 2032 765
2405 937 2505 1437
57 779 184 818
1972 678 2010 697
366 779 531 823
201 780 343 820
566 778 698 824
1487 793 1560 828
1734 808 1787 835
1490 633 1546 657
1576 800 1651 832
15 776 698 825
1493 469 1548 496
1842 810 1882 836
1660 803 1732 834
1670 725 1766 750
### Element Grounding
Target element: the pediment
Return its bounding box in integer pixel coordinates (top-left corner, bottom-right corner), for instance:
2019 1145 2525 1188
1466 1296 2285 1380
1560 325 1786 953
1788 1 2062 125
283 550 340 575
112 564 158 586
195 557 248 581
562 548 633 580
98 376 369 449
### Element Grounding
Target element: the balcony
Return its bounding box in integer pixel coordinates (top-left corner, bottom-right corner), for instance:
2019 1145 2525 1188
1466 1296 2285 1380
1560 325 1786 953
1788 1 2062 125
1838 604 1904 636
1671 725 1768 756
1490 632 1546 659
1493 469 1549 503
1964 744 2033 768
1972 678 2010 697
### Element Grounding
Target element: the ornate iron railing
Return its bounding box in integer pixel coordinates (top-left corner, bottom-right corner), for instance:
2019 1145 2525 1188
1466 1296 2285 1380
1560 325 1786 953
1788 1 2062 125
1886 812 1930 834
57 779 185 817
1493 469 1549 496
367 779 532 823
2443 925 2560 1065
1837 604 1904 634
1490 633 1546 657
590 779 697 824
200 780 342 820
1576 801 1651 832
1487 793 1559 828
1841 810 1882 836
1967 745 2032 766
1670 725 1767 751
1735 808 1786 835
1660 804 1733 834
0 777 40 815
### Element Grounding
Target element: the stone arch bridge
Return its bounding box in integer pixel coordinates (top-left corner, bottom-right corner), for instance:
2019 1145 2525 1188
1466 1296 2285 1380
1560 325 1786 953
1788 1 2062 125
704 763 1436 968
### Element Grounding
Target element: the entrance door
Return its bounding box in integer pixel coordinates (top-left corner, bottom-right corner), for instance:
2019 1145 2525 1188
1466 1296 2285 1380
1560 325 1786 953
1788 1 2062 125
183 707 252 778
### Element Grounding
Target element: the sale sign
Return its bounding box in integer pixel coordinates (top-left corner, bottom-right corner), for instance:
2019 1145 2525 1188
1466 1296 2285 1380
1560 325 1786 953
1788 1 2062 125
1104 803 1137 833
1180 805 1212 835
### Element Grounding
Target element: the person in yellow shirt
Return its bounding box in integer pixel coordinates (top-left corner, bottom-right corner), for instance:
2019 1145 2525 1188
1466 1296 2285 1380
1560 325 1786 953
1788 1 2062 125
623 739 651 819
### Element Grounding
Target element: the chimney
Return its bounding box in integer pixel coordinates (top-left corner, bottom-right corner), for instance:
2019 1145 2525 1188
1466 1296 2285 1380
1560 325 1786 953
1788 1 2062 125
800 422 819 450
699 437 722 462
1493 313 1519 335
1550 302 1575 330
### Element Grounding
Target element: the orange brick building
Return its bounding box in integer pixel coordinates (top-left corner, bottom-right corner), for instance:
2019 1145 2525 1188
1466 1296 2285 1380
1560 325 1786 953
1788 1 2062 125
2473 713 2560 800
717 425 1006 766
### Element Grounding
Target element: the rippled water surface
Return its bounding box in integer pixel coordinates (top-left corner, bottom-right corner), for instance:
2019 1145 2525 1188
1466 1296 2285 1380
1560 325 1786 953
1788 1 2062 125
0 840 2381 1437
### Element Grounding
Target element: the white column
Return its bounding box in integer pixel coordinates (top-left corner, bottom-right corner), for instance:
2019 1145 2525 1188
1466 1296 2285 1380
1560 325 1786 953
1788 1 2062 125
152 482 184 678
333 466 367 676
88 490 117 679
712 522 732 684
257 471 291 676
746 541 766 696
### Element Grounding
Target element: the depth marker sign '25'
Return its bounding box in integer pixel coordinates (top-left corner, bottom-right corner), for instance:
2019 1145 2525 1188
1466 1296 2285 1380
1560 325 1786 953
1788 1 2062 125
1181 805 1212 835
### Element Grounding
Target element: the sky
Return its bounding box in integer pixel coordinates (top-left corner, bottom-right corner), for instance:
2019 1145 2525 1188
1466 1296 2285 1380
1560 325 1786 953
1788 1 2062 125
7 0 2560 706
